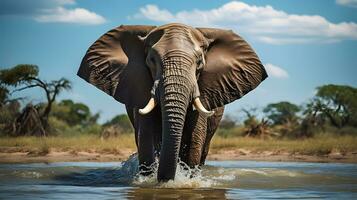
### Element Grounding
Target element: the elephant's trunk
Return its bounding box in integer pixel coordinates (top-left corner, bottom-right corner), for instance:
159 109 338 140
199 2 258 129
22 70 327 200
157 54 194 181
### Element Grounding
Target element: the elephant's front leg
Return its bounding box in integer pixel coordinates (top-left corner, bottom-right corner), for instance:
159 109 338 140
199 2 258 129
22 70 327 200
133 106 162 176
200 107 224 165
188 113 207 167
180 108 207 168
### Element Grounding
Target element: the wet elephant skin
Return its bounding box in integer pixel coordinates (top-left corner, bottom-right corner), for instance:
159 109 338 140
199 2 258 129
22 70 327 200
78 23 267 181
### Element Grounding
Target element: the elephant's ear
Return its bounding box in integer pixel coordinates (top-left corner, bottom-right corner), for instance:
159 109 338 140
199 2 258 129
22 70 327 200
197 28 268 109
77 25 156 108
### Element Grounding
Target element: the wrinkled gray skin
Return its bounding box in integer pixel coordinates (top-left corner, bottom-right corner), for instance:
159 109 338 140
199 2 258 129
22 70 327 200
78 23 267 182
131 24 222 181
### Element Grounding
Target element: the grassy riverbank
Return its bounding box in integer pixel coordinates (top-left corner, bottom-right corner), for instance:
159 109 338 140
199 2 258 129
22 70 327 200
0 134 356 158
210 134 357 155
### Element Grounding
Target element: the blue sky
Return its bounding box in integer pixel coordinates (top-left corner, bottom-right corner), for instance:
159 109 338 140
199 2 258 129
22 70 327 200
1 0 356 123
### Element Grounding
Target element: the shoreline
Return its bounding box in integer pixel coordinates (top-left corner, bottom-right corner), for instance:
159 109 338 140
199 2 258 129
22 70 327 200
1 148 356 164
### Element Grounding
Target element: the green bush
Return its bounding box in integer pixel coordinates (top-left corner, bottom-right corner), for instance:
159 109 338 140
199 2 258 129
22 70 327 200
216 126 245 138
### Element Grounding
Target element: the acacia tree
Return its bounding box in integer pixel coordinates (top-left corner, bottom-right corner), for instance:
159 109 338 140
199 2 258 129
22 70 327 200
307 84 357 128
0 65 38 134
0 64 71 134
263 101 300 125
16 78 71 129
0 64 38 105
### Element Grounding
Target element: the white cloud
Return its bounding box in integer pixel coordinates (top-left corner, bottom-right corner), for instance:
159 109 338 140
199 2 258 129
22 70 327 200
138 5 175 22
336 0 357 8
132 1 357 44
265 63 289 79
0 0 105 25
35 7 106 25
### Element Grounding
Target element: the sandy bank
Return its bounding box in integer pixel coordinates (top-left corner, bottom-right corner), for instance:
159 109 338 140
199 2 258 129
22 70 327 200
0 148 356 164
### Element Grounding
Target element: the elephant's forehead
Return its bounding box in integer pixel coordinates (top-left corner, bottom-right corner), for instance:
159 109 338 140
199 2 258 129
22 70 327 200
154 24 205 46
157 23 192 30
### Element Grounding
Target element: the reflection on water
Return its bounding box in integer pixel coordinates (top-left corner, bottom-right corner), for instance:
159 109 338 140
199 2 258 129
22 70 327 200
127 188 227 199
0 158 356 199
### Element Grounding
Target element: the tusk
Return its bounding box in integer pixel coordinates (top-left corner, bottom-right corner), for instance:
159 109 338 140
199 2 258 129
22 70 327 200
139 97 156 115
193 97 215 117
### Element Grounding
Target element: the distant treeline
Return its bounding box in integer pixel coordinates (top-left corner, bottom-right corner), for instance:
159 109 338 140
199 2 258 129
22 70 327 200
1 64 357 138
0 64 132 137
218 84 357 138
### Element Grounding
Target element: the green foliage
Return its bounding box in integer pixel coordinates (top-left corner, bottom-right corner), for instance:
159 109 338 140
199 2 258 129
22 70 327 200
51 99 97 126
263 101 300 125
0 86 9 104
83 124 103 135
316 84 357 127
0 64 38 86
103 114 133 133
49 116 103 137
0 100 21 136
304 84 357 129
0 101 20 122
216 126 245 138
240 108 259 127
0 64 72 136
244 116 259 127
0 64 38 104
47 78 72 95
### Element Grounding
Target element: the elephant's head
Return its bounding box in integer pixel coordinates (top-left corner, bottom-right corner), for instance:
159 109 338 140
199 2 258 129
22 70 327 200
78 23 267 181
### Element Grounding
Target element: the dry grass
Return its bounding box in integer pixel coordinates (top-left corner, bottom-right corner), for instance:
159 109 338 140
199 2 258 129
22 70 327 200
0 134 136 153
210 134 357 155
0 134 356 156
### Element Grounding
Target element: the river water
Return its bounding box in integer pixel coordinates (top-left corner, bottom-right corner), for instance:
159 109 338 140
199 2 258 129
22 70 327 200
0 156 356 199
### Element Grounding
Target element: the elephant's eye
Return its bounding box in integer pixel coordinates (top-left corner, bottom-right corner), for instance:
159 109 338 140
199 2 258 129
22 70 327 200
150 57 156 65
196 61 203 77
197 58 202 65
197 57 204 71
200 44 208 52
146 50 156 66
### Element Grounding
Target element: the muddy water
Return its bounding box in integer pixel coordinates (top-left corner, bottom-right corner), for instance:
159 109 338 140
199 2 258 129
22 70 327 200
0 156 356 199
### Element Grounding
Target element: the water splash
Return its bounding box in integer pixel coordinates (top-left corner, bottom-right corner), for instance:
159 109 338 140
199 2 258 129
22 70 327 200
122 154 217 188
16 171 43 179
120 153 139 177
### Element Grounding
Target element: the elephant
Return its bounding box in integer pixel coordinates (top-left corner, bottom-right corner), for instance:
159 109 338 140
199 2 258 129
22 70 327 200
77 23 267 182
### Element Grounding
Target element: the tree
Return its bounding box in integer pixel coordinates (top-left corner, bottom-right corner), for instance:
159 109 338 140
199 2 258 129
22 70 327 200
0 65 40 135
0 100 21 135
52 99 99 126
104 114 133 133
0 86 9 105
239 108 273 138
0 64 71 135
304 84 357 129
286 100 325 138
263 101 300 125
15 79 71 130
244 119 272 139
241 107 259 127
311 84 357 128
0 64 38 105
